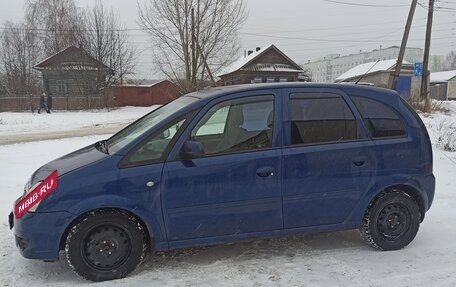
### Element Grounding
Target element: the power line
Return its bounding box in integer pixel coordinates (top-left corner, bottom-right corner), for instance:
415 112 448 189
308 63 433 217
320 0 410 8
0 26 144 32
2 17 453 37
1 14 453 35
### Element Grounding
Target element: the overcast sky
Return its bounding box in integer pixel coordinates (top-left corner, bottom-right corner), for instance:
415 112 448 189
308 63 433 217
0 0 455 79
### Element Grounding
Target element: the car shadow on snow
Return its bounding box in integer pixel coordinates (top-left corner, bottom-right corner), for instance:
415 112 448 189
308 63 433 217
9 230 370 284
143 229 369 270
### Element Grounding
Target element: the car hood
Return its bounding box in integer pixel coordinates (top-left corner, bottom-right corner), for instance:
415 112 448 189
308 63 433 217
30 143 109 185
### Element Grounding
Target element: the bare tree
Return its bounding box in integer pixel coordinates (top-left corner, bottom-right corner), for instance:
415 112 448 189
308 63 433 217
444 51 456 71
84 0 136 86
0 21 41 100
25 0 87 57
138 0 247 93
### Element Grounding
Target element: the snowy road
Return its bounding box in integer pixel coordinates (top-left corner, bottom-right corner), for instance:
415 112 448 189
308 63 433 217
1 138 456 286
1 107 456 286
0 106 157 145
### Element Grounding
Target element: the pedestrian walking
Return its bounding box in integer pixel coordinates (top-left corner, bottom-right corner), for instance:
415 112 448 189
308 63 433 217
38 93 47 114
46 94 53 113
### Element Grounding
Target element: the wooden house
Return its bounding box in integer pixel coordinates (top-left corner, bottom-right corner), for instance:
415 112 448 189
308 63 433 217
218 45 305 86
33 46 113 109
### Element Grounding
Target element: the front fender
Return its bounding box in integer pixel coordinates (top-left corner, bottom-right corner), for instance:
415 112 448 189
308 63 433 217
65 195 168 250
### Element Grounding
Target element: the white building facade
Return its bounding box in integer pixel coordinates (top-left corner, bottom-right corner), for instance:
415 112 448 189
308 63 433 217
303 46 423 83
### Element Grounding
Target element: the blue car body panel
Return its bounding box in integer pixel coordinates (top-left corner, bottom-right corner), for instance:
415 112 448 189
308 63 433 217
11 83 435 260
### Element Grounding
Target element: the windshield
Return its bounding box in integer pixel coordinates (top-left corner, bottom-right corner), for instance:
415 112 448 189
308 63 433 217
107 96 198 154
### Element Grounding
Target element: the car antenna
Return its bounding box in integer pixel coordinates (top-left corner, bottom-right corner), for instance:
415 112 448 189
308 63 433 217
355 60 381 84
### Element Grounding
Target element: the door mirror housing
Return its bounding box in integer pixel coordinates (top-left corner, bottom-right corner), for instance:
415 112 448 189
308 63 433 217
180 140 204 159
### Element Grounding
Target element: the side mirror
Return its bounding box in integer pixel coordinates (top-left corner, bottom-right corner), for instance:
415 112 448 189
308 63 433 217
180 140 204 159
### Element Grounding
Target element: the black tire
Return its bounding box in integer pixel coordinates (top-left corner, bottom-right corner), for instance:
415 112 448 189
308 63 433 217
65 210 147 282
360 191 421 251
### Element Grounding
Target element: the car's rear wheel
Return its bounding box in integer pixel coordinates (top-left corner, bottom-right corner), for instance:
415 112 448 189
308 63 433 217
360 191 421 251
65 210 147 282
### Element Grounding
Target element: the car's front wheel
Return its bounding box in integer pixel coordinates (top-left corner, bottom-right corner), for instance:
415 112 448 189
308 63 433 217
65 210 147 282
360 191 421 251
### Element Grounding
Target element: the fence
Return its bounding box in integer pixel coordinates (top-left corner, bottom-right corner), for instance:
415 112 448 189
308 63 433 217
0 93 114 112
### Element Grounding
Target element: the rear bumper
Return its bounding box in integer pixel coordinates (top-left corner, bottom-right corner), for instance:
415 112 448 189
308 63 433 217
12 209 74 261
424 173 436 211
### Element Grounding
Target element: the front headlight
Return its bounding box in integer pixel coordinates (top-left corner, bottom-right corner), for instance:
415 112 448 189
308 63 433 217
22 179 43 212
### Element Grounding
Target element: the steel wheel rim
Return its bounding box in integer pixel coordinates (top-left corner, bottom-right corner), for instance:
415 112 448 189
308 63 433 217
376 203 412 241
82 224 132 271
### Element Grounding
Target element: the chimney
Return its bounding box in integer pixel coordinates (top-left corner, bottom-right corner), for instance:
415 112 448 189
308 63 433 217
247 50 253 56
256 47 261 52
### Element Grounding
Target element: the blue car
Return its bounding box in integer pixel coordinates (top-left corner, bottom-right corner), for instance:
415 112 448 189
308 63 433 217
10 83 435 281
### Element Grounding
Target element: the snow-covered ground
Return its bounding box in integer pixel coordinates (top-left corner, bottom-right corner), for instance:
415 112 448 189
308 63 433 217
1 103 456 286
0 106 157 135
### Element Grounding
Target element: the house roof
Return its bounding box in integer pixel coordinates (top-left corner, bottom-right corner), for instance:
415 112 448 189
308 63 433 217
116 80 168 88
430 70 456 83
34 46 112 71
336 59 409 82
218 44 303 77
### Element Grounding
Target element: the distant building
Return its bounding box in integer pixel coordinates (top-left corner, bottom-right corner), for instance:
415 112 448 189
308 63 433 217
33 46 113 109
429 55 445 72
336 59 420 98
218 44 306 86
112 80 182 107
303 46 423 83
430 70 456 100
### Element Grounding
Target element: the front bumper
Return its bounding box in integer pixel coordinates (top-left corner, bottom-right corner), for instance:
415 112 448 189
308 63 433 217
10 208 75 261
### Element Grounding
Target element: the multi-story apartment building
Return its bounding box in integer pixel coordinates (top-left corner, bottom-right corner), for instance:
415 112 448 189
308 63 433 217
303 46 423 83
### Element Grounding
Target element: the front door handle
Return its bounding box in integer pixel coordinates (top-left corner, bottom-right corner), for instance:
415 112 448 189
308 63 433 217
256 167 275 178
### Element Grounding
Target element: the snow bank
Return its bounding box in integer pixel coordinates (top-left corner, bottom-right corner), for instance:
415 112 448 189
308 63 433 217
0 106 158 135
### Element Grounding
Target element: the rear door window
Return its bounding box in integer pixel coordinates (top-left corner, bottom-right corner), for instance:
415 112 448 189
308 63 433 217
350 96 406 138
289 93 359 145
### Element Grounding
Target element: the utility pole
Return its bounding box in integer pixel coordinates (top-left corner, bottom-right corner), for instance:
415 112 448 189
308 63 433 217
191 8 197 91
421 0 434 112
118 31 123 85
388 0 418 90
195 40 216 87
191 6 216 88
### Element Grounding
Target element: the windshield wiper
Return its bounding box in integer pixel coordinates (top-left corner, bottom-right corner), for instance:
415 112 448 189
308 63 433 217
95 140 109 154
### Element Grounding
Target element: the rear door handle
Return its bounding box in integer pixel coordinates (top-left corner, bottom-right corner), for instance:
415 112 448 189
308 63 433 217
352 156 368 167
256 167 275 178
353 161 365 167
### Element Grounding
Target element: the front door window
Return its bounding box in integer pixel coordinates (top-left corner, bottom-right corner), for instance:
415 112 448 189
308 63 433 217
191 96 274 156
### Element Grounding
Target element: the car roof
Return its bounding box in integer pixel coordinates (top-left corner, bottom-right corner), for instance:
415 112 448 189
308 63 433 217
183 82 399 102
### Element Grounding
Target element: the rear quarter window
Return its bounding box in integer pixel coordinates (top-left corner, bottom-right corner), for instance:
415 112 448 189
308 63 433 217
350 95 407 139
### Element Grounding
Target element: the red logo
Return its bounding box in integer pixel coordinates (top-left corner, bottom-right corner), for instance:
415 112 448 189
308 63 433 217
15 171 58 219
